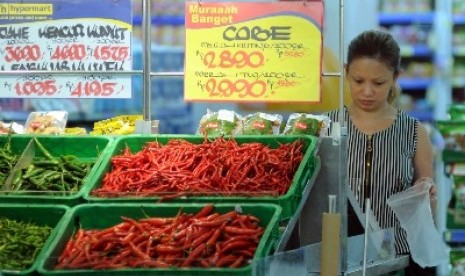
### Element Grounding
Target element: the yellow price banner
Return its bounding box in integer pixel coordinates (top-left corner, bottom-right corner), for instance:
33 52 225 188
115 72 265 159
184 1 323 103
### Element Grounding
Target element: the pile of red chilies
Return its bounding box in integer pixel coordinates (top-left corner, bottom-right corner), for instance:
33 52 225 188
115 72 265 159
55 204 264 269
92 137 304 197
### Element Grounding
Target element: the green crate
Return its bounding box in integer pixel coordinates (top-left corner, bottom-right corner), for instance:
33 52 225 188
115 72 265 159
38 202 282 275
0 204 70 276
0 135 114 206
82 134 319 220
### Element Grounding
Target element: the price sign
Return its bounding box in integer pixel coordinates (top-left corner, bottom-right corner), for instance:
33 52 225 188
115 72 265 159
0 0 132 98
184 1 323 103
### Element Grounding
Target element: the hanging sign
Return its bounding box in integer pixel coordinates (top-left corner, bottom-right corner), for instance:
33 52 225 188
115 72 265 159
0 0 133 99
184 1 323 103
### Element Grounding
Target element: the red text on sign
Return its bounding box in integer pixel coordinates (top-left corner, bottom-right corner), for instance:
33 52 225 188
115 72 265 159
70 81 118 97
205 78 266 98
4 45 41 62
93 45 129 61
203 50 264 69
51 44 86 61
15 80 57 96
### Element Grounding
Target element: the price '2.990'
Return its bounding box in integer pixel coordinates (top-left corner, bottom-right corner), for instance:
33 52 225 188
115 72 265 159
205 78 267 98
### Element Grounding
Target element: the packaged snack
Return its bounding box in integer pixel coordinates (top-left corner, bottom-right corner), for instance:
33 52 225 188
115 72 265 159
197 109 242 136
449 104 465 120
453 175 465 209
90 115 142 135
437 120 465 151
242 112 282 135
24 111 68 134
0 121 23 134
283 113 330 136
64 127 87 135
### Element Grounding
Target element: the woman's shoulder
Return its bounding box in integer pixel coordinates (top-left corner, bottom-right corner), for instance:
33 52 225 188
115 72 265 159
397 109 419 125
324 107 347 121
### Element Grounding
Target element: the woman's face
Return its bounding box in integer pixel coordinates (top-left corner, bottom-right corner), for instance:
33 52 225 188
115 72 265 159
346 57 398 112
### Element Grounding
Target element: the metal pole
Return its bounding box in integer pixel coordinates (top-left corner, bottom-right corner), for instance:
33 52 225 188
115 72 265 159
142 0 152 122
338 0 345 128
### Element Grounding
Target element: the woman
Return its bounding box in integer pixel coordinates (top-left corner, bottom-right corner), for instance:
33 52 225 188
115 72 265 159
326 30 437 275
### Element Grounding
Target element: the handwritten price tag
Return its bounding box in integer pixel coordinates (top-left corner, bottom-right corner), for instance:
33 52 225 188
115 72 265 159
184 2 323 103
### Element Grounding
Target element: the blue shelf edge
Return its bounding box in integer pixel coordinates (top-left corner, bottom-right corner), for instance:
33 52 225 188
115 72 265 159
445 229 465 244
406 110 433 121
379 12 434 25
132 15 185 26
454 14 465 25
398 77 433 90
400 44 433 57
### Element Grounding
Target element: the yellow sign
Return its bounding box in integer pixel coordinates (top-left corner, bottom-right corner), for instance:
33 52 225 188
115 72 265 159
184 2 323 103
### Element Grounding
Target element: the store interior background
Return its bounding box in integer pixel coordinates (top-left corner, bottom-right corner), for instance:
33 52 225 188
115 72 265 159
1 0 463 273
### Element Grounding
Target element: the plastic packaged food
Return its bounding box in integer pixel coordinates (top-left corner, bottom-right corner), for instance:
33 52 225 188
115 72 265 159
90 115 142 135
242 112 282 135
283 113 330 136
197 109 242 136
24 111 68 135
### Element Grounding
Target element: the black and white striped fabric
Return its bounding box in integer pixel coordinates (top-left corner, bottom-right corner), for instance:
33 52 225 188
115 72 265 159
326 106 418 255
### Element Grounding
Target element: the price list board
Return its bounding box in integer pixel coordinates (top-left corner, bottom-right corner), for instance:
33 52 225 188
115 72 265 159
0 0 133 99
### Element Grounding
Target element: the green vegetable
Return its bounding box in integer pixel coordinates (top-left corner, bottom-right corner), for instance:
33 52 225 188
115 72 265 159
243 113 278 135
285 114 321 135
200 113 239 136
0 136 20 186
0 217 51 271
8 138 94 194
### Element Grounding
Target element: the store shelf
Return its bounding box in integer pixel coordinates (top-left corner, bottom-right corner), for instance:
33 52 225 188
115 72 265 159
453 46 465 56
445 229 465 244
452 77 465 87
400 44 433 57
379 12 434 25
407 110 433 121
453 14 465 25
398 77 433 90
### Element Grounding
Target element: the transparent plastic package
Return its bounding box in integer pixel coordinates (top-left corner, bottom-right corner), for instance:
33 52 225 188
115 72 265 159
24 111 68 135
387 177 448 268
283 113 330 136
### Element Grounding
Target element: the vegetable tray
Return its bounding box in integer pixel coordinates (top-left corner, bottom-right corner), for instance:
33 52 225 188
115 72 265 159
0 135 113 206
37 203 282 275
0 204 70 276
82 134 319 220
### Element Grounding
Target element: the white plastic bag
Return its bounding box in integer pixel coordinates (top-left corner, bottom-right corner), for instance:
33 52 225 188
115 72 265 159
386 177 448 268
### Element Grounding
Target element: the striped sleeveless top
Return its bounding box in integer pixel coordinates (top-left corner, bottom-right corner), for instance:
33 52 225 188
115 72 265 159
326 107 419 254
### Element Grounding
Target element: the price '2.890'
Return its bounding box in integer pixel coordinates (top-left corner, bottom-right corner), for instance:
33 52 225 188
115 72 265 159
202 50 264 69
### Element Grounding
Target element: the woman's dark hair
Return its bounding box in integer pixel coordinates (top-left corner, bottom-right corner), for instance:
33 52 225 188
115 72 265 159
347 30 402 103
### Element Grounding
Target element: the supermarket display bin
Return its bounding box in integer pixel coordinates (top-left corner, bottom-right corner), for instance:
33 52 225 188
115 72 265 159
82 134 320 220
0 135 113 206
38 202 282 275
0 204 70 276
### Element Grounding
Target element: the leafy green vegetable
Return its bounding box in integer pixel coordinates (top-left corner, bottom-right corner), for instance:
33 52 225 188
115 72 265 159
284 114 321 135
243 113 279 135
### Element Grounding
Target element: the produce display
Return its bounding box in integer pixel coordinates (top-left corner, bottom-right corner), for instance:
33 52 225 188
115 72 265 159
0 136 20 185
91 137 304 198
0 217 52 271
54 204 264 269
7 137 94 193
